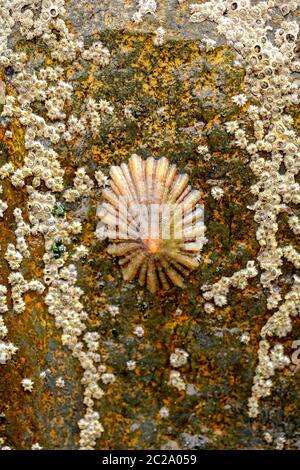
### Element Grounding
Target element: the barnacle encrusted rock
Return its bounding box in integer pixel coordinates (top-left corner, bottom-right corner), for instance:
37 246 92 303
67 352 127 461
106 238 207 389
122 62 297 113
0 0 300 452
97 154 207 292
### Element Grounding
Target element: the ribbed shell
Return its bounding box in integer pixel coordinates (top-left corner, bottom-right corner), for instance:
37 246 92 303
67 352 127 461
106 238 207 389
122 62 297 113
98 154 206 293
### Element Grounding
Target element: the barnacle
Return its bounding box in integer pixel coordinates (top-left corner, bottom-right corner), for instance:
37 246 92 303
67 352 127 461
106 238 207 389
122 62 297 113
98 154 206 293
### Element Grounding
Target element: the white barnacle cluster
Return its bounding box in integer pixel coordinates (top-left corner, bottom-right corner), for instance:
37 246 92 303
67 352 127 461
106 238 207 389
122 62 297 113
31 443 43 450
4 204 45 315
248 342 290 418
0 163 14 181
190 0 300 416
66 114 86 138
224 121 239 134
40 369 50 379
132 0 157 23
263 431 273 444
94 169 109 189
196 144 212 162
66 98 114 140
4 207 31 270
0 285 18 365
0 287 8 321
159 406 169 419
211 186 224 201
0 437 12 450
200 36 217 52
0 0 113 449
82 98 114 136
282 245 300 269
170 348 189 368
232 93 248 107
264 432 287 450
44 78 73 121
0 436 12 450
288 215 300 235
5 244 23 270
45 271 106 449
81 42 111 66
21 162 105 448
133 325 145 338
196 145 209 155
275 435 286 451
240 331 250 344
168 370 186 391
55 377 65 388
260 277 300 340
63 187 81 203
73 167 95 198
107 305 119 317
14 0 83 60
72 244 89 261
201 261 258 312
169 349 189 392
2 81 66 191
21 378 34 392
14 209 31 258
8 272 44 315
78 409 104 450
153 27 166 46
126 360 136 371
0 186 8 218
101 372 116 385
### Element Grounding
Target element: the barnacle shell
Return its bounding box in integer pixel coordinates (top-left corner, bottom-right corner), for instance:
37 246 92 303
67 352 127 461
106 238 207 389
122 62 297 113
98 154 206 293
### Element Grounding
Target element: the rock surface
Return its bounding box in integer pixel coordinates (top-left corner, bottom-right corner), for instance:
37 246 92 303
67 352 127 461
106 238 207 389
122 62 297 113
0 0 299 450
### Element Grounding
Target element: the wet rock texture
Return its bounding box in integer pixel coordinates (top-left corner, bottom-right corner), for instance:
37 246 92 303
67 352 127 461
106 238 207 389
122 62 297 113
0 1 299 450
